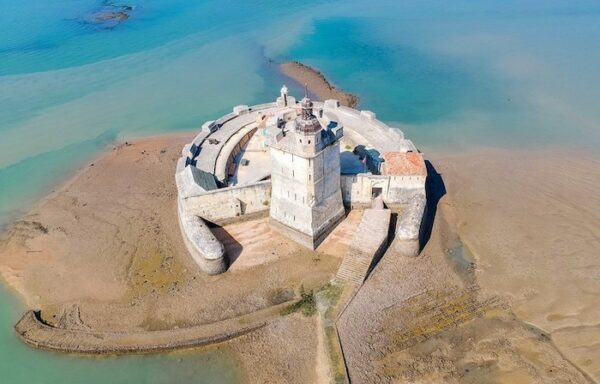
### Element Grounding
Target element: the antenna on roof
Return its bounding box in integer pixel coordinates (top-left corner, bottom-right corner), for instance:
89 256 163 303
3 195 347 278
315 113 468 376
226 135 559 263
304 83 308 98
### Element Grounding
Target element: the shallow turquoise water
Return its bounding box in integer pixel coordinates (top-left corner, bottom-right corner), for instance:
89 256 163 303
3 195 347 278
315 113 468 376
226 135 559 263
1 0 600 382
0 288 240 383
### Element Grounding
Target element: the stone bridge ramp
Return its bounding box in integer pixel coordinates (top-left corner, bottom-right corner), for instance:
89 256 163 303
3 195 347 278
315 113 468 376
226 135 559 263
336 207 391 285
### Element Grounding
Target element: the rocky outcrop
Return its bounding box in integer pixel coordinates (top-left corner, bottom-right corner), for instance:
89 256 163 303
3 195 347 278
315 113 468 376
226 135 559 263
86 2 135 29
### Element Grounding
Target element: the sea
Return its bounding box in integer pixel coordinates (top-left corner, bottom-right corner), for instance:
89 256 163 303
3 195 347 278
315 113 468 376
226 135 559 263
1 0 599 382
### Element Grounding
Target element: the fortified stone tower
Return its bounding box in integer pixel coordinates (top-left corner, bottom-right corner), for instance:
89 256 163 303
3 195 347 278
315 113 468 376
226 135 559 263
267 91 345 249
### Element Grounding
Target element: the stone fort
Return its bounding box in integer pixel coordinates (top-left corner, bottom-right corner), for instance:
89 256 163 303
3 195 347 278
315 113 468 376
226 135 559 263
175 87 427 275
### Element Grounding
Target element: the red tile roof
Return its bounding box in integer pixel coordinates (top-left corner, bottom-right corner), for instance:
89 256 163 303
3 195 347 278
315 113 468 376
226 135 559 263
381 152 427 176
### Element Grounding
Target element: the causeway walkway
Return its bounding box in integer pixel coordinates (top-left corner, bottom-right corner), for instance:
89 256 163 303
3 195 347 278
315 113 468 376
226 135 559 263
14 302 291 354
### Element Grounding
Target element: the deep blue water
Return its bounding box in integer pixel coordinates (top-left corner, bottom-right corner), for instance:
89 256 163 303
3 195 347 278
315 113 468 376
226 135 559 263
1 0 600 382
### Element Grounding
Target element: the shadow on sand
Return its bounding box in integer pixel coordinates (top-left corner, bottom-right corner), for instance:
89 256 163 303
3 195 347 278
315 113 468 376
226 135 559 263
420 160 447 251
210 225 244 268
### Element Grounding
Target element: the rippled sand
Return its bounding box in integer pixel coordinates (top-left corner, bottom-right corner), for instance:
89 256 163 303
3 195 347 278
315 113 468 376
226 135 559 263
431 148 600 382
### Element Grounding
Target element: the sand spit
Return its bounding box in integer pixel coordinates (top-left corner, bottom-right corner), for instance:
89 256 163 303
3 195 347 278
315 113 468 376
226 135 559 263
280 61 359 107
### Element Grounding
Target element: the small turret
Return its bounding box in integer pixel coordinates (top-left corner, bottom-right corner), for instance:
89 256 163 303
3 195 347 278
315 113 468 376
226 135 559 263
276 84 295 107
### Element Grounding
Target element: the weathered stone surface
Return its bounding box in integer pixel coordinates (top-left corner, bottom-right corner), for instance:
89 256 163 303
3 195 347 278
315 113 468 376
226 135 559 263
15 309 266 354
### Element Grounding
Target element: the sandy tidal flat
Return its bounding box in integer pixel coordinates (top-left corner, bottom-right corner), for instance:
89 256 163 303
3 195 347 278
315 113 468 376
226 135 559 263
0 128 598 383
431 148 600 382
0 133 343 382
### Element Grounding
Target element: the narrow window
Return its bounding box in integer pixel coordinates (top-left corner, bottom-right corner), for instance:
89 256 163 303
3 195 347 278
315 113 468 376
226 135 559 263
309 174 311 181
308 140 311 144
300 139 302 144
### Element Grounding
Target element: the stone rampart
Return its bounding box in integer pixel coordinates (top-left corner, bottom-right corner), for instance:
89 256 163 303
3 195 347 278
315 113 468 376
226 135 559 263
320 102 414 153
178 198 227 275
182 180 271 224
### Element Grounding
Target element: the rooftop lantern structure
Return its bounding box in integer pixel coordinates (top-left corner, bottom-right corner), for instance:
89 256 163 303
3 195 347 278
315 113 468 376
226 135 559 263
295 87 321 135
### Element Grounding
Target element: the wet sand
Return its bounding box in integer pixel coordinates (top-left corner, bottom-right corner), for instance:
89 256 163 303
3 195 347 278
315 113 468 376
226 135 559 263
0 130 598 382
338 148 600 383
432 148 600 382
0 133 345 382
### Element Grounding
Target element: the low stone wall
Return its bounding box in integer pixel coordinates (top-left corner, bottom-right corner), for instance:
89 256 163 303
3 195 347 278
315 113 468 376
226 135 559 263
178 198 227 275
14 309 267 354
182 180 271 224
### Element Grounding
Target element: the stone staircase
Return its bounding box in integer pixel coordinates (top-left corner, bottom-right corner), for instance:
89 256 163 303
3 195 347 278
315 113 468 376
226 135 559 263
336 248 376 284
335 202 391 285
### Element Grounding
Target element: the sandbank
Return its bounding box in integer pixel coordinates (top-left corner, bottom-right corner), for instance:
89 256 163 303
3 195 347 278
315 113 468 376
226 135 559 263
280 61 359 107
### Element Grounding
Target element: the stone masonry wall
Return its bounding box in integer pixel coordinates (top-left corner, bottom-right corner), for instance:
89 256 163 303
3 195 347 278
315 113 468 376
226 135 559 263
182 181 271 224
341 174 426 208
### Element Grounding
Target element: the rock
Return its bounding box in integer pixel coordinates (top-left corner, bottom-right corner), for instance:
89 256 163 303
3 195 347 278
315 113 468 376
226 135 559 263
93 11 129 22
